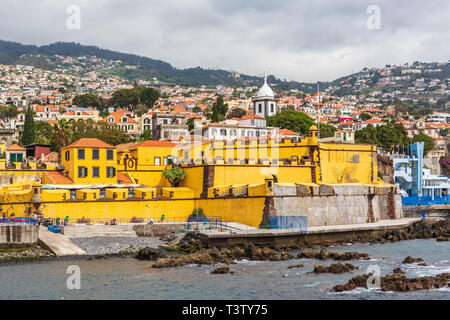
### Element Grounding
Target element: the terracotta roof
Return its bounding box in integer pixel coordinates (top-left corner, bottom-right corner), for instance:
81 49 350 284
116 142 138 152
117 172 133 184
279 128 299 136
63 138 115 149
7 144 25 151
43 151 59 163
240 114 264 120
131 140 177 149
44 171 73 184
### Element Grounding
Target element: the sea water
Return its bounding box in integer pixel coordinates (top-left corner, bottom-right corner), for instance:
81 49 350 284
0 239 449 300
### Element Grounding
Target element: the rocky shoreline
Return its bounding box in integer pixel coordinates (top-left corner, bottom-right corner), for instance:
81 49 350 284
372 219 450 244
2 219 447 267
332 268 450 293
0 245 55 263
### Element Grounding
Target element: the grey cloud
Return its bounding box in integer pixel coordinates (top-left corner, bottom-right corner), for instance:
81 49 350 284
0 0 448 82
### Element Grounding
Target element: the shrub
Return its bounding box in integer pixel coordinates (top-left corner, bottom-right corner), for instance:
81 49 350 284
191 208 204 216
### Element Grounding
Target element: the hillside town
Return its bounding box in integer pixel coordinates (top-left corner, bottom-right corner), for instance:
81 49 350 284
0 57 449 202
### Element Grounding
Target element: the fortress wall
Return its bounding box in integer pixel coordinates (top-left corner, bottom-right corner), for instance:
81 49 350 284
198 197 266 228
41 199 195 222
0 225 39 245
270 184 401 227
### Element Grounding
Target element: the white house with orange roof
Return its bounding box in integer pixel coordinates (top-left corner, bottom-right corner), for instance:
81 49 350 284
59 107 101 122
202 113 277 141
34 105 60 121
103 109 138 135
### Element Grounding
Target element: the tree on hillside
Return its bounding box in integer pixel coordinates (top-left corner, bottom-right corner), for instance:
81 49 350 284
0 105 18 119
140 87 160 108
69 119 132 146
413 133 435 156
318 123 337 138
51 119 71 152
72 93 100 109
134 103 149 117
266 110 314 136
20 106 35 145
34 121 54 145
138 129 152 141
186 118 195 131
359 112 372 121
110 87 160 112
207 96 228 123
355 124 409 152
110 88 140 110
355 124 379 146
227 108 246 119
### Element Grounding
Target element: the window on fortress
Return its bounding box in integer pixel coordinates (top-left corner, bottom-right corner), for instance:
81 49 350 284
78 166 87 178
106 166 116 178
106 149 114 161
154 157 161 166
92 166 100 178
65 151 70 161
78 149 85 160
92 149 99 160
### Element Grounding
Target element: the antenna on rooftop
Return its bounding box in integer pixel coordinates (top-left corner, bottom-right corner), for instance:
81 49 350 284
317 82 320 141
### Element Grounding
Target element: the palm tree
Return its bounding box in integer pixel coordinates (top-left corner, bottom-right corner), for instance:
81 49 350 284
52 119 72 162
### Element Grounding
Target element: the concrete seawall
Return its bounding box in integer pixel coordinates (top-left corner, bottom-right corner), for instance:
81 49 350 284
0 225 39 246
267 183 403 227
197 218 421 248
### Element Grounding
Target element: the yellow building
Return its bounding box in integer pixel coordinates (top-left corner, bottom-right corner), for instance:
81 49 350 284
59 138 117 184
0 126 400 228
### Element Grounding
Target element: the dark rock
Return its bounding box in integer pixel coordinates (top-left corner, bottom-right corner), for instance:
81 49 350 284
287 264 304 269
393 267 405 274
332 270 450 293
297 249 370 261
402 256 425 264
136 248 167 261
310 262 358 274
211 265 230 274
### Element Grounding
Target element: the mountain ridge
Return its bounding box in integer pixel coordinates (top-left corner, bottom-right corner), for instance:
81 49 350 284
0 39 321 92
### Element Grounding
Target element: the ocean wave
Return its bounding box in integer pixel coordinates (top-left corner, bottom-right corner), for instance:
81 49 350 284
329 287 382 295
303 282 320 288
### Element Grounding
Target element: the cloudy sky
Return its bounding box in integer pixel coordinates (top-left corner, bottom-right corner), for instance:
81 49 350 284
1 0 449 82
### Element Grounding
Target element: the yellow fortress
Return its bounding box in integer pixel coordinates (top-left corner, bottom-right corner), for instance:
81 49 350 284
0 126 403 228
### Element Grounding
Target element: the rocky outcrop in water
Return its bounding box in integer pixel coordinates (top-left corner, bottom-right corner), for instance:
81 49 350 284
151 244 296 268
310 263 358 274
297 248 370 261
402 256 425 264
287 264 304 269
332 270 450 292
136 248 167 261
211 265 231 274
